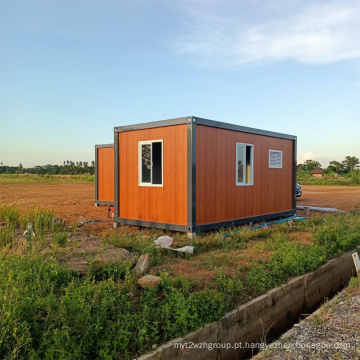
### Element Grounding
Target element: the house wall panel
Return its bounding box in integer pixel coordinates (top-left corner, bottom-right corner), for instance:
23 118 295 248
119 125 187 225
196 125 294 225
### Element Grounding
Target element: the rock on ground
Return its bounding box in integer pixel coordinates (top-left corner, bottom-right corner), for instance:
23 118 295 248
63 235 134 274
138 275 161 289
132 254 152 276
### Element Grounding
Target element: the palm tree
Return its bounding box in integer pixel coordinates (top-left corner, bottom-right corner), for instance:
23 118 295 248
342 156 359 172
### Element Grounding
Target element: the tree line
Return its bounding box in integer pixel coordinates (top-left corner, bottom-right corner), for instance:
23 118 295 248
0 161 95 175
1 155 358 176
297 156 359 174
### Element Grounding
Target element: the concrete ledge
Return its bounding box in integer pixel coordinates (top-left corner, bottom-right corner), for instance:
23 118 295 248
137 247 359 360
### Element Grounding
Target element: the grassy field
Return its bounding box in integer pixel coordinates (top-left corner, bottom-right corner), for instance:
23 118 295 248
1 171 359 186
0 174 94 184
0 204 359 359
297 170 360 186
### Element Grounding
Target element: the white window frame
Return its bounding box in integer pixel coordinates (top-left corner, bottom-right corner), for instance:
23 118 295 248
269 149 283 169
236 142 254 186
138 139 163 187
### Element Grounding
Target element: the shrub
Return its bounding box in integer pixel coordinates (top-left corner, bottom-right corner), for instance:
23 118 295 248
348 170 360 185
245 264 284 296
89 259 130 281
215 270 243 301
270 243 326 276
313 225 360 258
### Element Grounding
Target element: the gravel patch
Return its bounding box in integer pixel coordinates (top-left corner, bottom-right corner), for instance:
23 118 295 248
255 279 360 360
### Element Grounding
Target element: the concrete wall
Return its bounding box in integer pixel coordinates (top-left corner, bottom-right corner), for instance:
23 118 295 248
137 247 359 360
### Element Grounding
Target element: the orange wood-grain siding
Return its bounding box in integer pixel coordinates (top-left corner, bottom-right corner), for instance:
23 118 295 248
97 147 114 202
196 125 294 225
119 125 187 225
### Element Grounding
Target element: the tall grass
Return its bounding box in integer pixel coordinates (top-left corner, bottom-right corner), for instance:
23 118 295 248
0 205 65 248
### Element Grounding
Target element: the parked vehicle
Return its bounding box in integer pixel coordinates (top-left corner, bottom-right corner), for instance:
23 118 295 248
296 183 302 197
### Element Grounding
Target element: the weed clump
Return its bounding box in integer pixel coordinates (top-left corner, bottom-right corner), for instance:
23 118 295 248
0 228 13 247
54 232 68 246
313 214 360 258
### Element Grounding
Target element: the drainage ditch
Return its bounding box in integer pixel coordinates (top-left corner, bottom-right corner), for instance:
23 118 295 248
138 247 359 360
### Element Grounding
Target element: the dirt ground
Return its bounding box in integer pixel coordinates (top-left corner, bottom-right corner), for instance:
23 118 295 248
297 185 360 211
0 183 112 227
0 184 359 225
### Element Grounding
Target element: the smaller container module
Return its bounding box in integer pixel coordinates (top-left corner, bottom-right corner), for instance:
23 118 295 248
95 144 114 206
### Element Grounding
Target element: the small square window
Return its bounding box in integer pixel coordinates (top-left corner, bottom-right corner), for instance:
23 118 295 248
269 150 282 169
139 140 163 186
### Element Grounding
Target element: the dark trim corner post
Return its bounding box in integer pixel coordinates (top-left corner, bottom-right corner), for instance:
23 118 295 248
113 130 120 228
293 137 297 210
187 117 197 239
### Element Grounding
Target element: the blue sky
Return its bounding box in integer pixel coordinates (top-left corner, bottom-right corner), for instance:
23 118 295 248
1 0 359 168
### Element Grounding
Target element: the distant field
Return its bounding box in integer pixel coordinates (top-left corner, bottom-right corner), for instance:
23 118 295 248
0 174 94 184
297 170 360 186
298 178 355 186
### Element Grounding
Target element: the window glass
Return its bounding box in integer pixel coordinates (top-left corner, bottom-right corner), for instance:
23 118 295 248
237 145 244 183
141 144 151 183
246 145 252 184
139 141 163 186
152 142 162 185
236 143 253 185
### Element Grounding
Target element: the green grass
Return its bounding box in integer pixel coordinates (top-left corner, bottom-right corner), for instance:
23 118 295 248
0 205 360 359
0 174 94 184
0 256 226 360
348 276 360 289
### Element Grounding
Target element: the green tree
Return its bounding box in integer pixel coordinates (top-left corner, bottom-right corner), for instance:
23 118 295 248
298 160 321 173
16 163 24 174
327 161 344 174
342 156 359 172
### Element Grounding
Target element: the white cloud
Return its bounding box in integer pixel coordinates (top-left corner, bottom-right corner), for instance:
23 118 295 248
175 1 360 66
297 150 321 164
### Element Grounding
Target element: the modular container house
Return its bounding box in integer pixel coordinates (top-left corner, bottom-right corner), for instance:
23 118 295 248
95 144 114 206
113 116 297 237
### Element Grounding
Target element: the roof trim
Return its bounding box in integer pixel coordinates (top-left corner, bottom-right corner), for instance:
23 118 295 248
114 116 296 140
95 144 114 148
